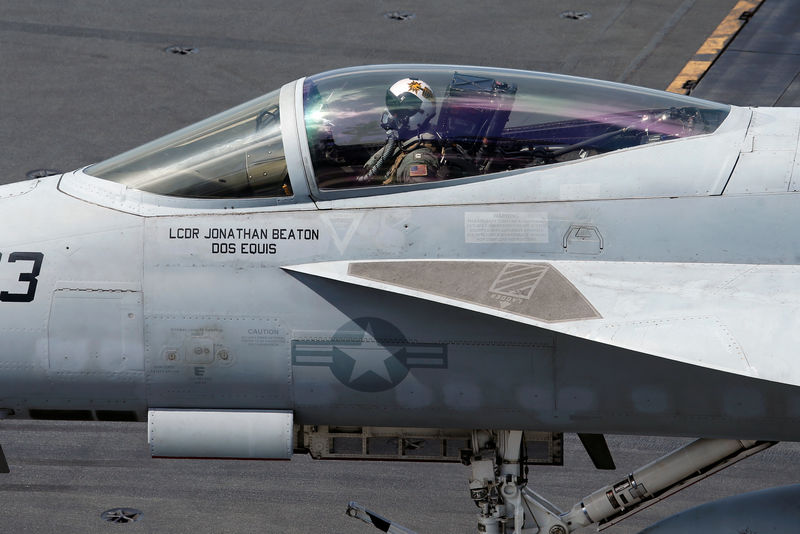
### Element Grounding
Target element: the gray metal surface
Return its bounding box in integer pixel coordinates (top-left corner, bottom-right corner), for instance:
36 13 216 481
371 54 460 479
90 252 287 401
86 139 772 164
692 0 800 106
1 1 798 533
147 410 293 459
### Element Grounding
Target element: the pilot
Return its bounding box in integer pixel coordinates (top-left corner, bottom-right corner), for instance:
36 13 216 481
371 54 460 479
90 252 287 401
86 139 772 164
357 78 445 185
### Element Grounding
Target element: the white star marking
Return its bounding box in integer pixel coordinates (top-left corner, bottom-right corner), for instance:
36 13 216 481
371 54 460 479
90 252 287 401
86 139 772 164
341 322 400 384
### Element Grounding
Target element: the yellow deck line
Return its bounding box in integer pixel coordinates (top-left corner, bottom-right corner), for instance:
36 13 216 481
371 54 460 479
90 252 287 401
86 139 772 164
666 0 765 94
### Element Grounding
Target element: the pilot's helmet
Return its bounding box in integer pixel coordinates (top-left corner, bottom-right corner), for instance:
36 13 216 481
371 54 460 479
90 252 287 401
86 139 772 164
384 78 436 138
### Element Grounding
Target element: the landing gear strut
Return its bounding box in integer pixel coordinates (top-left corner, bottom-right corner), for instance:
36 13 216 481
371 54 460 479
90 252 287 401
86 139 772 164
466 430 567 533
345 430 774 533
464 430 774 533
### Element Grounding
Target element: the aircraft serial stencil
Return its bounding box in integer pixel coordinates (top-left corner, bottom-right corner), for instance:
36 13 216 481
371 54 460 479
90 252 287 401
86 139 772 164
1 64 800 533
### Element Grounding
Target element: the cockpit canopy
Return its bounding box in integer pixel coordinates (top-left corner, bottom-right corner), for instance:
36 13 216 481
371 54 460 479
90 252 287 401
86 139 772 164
87 89 289 198
86 65 730 199
305 66 729 190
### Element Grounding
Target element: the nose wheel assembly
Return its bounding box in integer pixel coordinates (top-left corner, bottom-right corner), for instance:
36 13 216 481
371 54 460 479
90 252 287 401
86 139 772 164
347 430 774 533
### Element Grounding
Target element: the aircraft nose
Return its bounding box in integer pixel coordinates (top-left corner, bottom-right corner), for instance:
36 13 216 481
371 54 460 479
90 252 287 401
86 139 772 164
0 177 41 202
0 174 147 418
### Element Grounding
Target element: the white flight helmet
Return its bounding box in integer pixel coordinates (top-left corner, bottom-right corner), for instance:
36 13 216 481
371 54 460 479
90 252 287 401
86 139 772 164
385 78 436 137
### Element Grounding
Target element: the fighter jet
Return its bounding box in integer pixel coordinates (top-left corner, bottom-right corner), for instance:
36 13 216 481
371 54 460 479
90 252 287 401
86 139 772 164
1 64 799 533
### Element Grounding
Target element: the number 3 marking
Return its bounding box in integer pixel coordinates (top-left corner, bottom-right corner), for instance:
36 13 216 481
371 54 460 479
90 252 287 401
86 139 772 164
0 252 45 303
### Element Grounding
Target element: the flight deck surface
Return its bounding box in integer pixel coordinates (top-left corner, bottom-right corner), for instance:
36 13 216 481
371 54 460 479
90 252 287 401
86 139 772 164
1 421 799 533
1 1 798 533
690 0 800 106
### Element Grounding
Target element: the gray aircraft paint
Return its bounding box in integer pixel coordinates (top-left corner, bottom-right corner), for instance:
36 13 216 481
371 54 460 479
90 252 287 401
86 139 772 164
1 68 800 444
